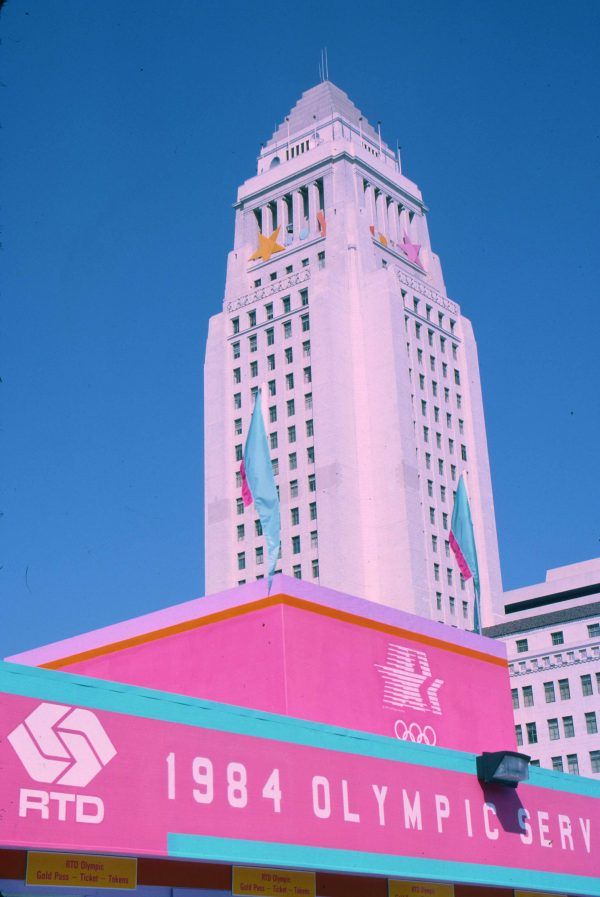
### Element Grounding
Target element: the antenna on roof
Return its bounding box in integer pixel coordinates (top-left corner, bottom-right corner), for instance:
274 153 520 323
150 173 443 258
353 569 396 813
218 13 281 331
324 47 329 80
318 51 323 82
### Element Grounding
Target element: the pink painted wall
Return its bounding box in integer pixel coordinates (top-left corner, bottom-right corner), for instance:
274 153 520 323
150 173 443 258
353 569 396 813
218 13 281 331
27 589 514 755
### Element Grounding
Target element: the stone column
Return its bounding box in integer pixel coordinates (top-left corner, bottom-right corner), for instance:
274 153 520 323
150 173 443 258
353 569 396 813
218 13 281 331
308 182 320 235
262 203 273 236
292 190 304 242
375 190 387 236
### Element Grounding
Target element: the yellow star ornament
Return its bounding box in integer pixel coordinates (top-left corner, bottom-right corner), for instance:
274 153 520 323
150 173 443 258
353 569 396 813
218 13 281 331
249 227 285 263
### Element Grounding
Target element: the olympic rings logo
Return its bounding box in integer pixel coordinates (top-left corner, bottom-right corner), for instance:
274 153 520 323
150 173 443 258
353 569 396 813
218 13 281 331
394 719 437 745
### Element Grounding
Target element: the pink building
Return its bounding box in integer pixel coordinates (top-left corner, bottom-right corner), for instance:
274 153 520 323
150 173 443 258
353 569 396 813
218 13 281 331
485 558 600 777
204 81 503 628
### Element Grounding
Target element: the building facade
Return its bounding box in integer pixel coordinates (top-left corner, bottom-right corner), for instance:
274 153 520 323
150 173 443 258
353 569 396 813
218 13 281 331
485 558 600 777
205 80 503 627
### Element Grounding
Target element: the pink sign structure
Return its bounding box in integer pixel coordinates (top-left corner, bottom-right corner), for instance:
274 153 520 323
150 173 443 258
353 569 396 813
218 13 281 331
6 577 515 755
1 661 599 896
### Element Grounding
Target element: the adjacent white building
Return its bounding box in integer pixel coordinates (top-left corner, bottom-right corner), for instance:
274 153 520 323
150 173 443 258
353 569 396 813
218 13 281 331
204 80 504 627
484 558 600 777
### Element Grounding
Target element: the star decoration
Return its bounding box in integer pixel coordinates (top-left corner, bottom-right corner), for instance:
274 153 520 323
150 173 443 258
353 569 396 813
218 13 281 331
249 227 285 263
401 233 422 266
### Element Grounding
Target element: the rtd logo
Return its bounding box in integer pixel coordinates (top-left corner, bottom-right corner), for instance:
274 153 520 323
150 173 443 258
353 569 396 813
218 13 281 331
8 702 116 824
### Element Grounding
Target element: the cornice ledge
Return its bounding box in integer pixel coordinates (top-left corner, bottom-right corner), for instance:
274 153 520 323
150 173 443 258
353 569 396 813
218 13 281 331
225 269 311 313
394 267 459 315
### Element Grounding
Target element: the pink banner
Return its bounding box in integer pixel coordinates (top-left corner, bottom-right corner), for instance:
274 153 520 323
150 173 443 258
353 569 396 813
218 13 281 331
0 691 596 881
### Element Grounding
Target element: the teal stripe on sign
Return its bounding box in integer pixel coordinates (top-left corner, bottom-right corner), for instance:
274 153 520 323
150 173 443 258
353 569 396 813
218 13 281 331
168 834 600 897
2 661 600 799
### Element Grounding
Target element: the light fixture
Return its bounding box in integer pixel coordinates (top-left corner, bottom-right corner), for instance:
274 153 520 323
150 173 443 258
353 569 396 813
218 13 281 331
476 751 531 788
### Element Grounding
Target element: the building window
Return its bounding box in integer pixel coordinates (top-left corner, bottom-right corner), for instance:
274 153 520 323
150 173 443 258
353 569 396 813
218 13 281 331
236 498 245 516
235 470 242 488
265 302 273 320
442 362 448 377
417 348 423 364
308 473 316 492
454 369 460 385
551 631 564 646
434 406 440 423
290 507 300 526
544 681 556 703
285 346 293 363
419 373 425 390
516 639 529 654
442 512 448 530
551 756 564 772
421 399 427 416
268 380 276 396
255 519 263 536
515 725 523 746
432 380 438 397
462 600 468 619
563 716 575 738
511 688 519 709
429 507 436 524
235 444 243 462
526 722 537 744
234 418 242 436
318 251 325 269
423 426 429 443
440 485 446 502
548 718 559 740
558 678 570 701
447 568 453 586
307 446 315 463
256 546 264 565
267 354 275 371
304 366 312 384
301 314 310 332
427 480 434 497
567 754 579 775
312 558 319 579
234 393 242 410
587 623 600 638
429 355 435 371
285 399 295 417
286 373 294 390
523 685 534 707
268 406 277 424
310 530 318 550
292 564 302 579
586 712 598 734
288 425 296 443
232 341 240 359
431 534 438 552
450 464 457 481
456 393 462 408
300 289 308 306
248 310 256 327
290 480 298 498
303 340 311 357
305 392 313 411
266 327 274 346
232 317 240 334
449 596 455 614
301 258 309 268
288 451 297 470
590 750 600 773
460 444 467 461
250 360 258 378
237 524 245 541
269 432 278 450
436 592 442 611
292 535 301 554
309 501 317 520
233 367 241 384
433 563 440 581
283 321 292 338
581 674 593 696
249 334 257 353
282 296 291 314
425 452 431 469
237 552 246 571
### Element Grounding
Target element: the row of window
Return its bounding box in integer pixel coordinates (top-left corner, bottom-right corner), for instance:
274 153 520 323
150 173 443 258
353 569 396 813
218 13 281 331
403 294 457 335
233 338 311 363
433 563 465 589
408 318 460 360
237 487 317 516
231 291 309 335
250 255 322 292
408 344 459 381
238 557 320 585
233 365 312 393
234 392 313 415
410 369 463 408
419 403 463 432
237 531 318 567
516 711 598 746
435 592 469 618
550 753 600 775
512 672 600 707
515 624 600 653
421 427 468 460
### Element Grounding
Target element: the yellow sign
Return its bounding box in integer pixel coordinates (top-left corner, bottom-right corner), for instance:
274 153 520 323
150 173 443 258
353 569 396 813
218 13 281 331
390 882 454 897
27 852 137 890
516 892 564 897
233 866 315 897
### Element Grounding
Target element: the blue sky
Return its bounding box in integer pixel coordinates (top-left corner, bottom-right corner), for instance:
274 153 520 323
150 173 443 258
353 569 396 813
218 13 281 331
3 0 599 656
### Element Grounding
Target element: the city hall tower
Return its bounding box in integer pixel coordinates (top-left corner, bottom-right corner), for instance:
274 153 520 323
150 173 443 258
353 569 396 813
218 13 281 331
204 81 503 627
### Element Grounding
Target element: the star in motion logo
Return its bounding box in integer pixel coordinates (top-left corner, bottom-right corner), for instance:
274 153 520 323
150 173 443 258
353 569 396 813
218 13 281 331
249 226 285 263
8 702 117 788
